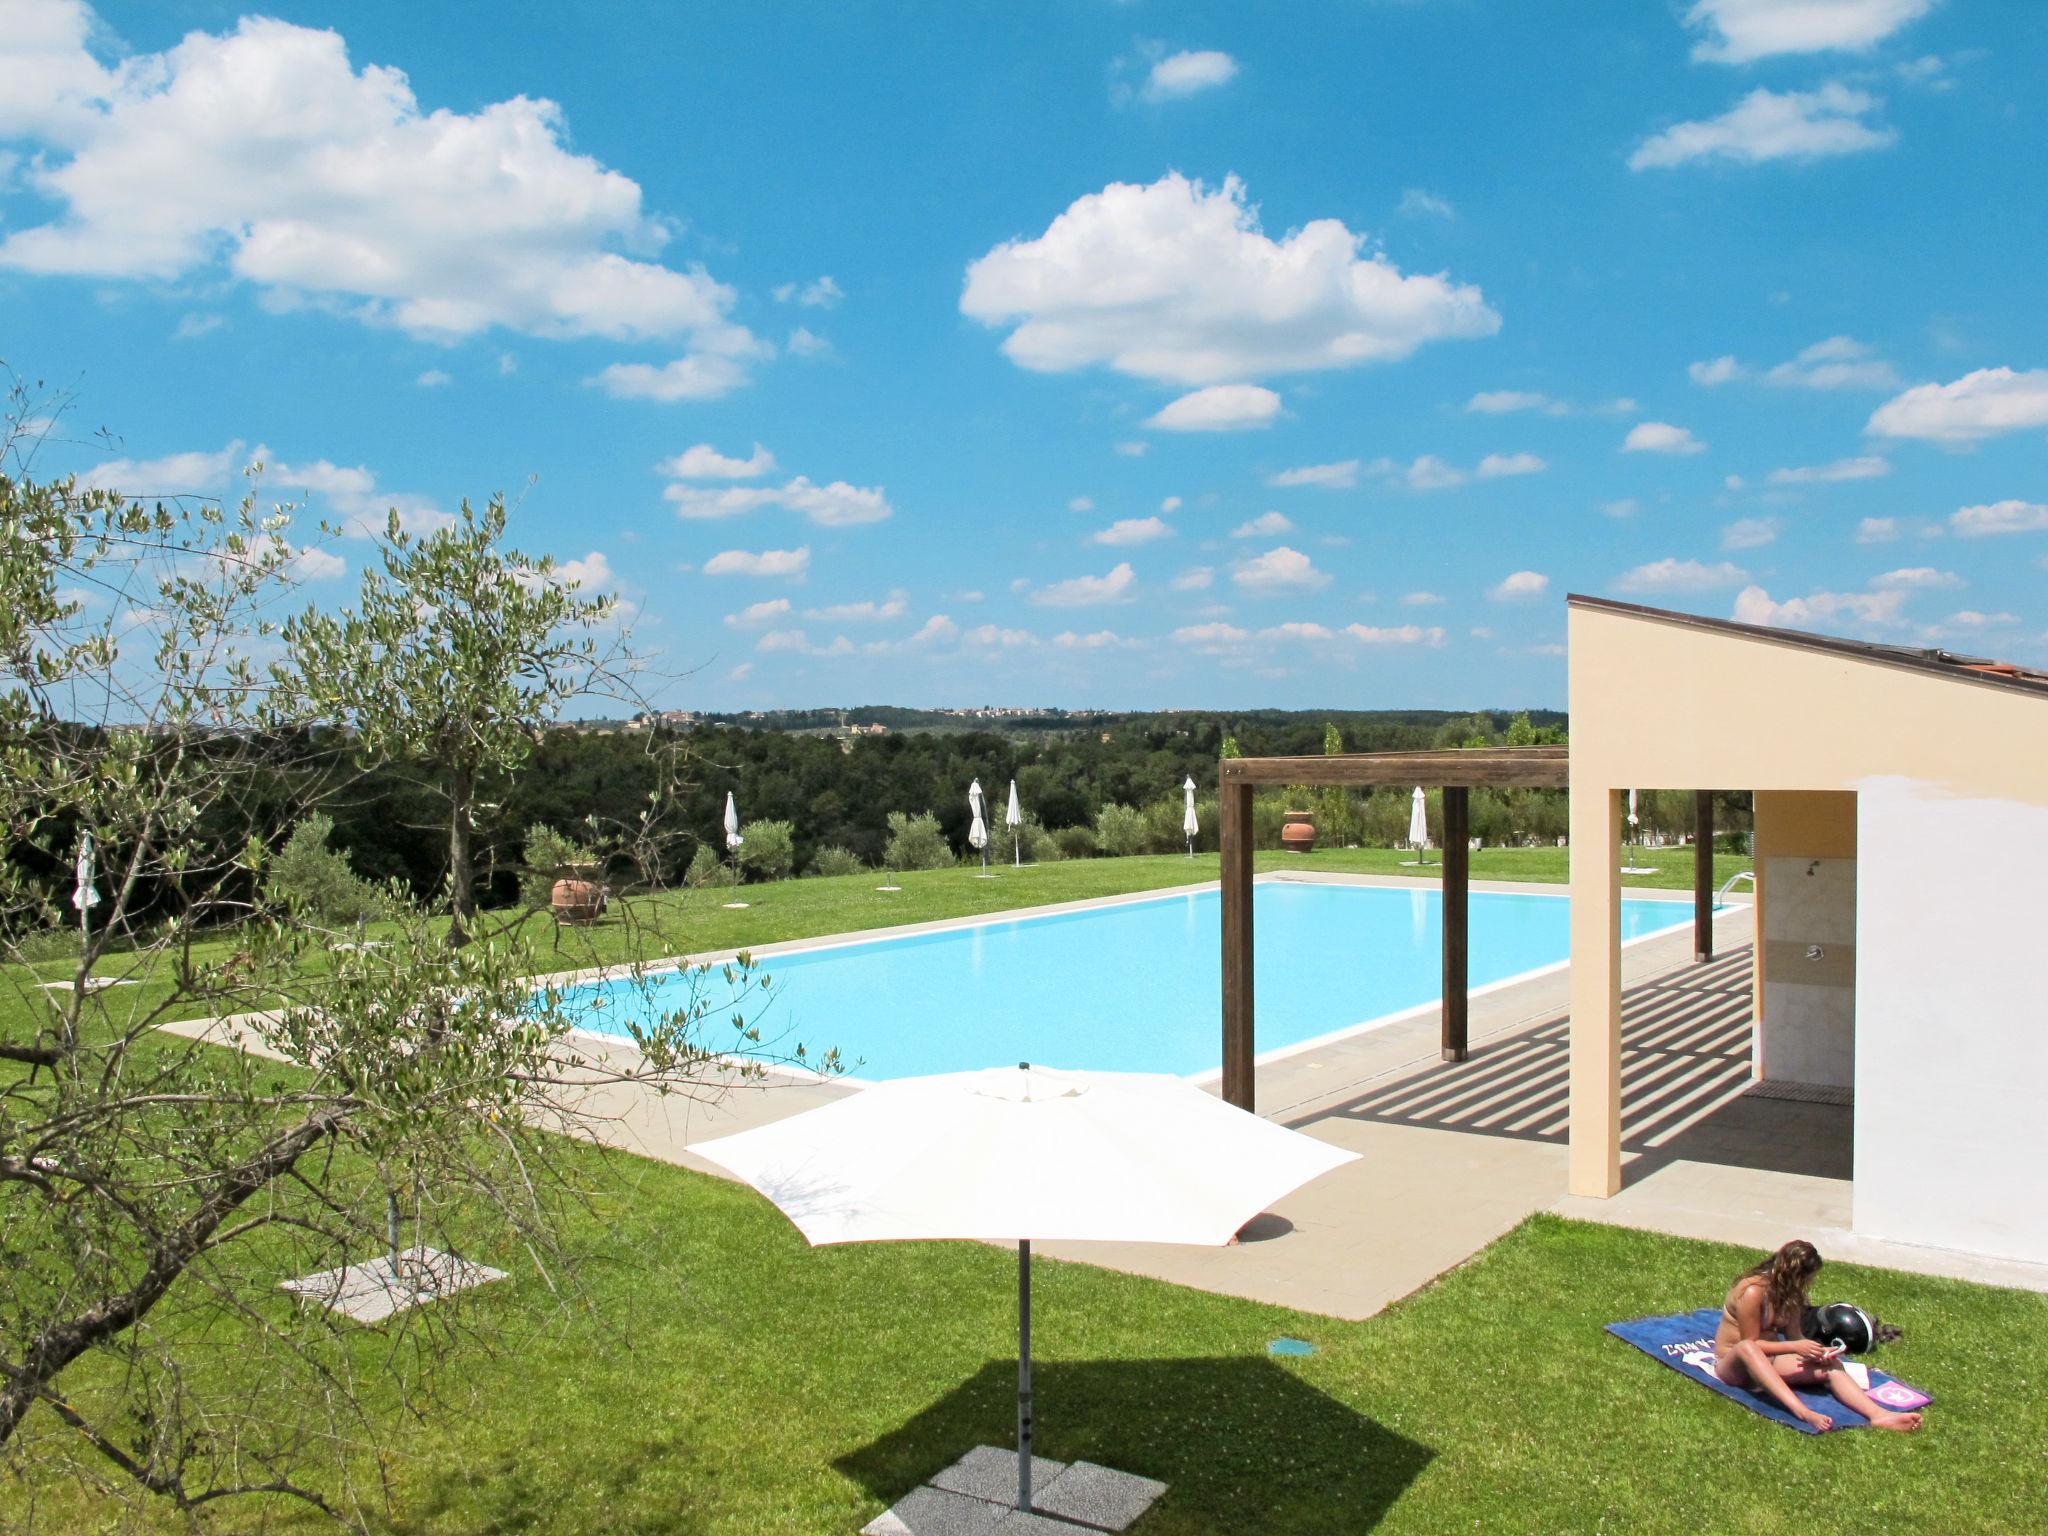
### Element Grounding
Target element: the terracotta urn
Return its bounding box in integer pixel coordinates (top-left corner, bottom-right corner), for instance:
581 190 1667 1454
1280 811 1317 854
551 877 604 925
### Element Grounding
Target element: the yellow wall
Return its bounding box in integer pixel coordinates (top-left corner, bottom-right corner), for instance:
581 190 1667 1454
1753 790 1857 1088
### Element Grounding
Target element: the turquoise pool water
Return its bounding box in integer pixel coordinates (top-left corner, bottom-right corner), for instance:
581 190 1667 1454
555 882 1688 1080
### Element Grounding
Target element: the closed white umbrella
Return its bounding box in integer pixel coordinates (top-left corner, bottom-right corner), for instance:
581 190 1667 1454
722 791 747 904
1183 776 1198 857
1409 786 1430 866
72 830 99 941
1627 787 1640 831
694 1064 1358 1513
1005 779 1023 867
968 778 989 872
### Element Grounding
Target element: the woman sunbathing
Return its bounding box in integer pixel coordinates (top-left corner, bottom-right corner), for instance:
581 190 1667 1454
1714 1239 1921 1432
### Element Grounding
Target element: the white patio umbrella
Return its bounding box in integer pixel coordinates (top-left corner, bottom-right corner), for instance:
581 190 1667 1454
1409 785 1430 865
1005 779 1023 867
968 778 989 872
1183 776 1199 857
722 791 747 903
72 830 99 939
693 1064 1358 1513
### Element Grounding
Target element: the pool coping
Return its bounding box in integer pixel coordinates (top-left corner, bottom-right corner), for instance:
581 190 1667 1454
537 871 1733 1087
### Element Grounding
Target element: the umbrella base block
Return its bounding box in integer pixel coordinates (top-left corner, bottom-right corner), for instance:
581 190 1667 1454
864 1447 1166 1533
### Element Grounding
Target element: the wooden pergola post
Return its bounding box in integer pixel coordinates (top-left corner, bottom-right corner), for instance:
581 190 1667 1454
1441 786 1470 1062
1219 777 1256 1111
1693 790 1714 963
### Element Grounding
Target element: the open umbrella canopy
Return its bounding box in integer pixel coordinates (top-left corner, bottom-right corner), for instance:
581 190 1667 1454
692 1064 1357 1248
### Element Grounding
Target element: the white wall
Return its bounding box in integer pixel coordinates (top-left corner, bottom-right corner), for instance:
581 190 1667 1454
1855 777 2048 1264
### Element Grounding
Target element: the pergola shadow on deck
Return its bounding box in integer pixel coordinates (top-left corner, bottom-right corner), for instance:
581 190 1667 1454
1307 947 1847 1185
1218 745 1719 1112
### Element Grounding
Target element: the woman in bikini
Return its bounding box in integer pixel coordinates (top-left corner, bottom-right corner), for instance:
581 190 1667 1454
1714 1239 1921 1433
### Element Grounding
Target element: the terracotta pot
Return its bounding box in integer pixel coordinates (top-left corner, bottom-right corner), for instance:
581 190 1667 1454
1280 811 1317 854
551 878 603 925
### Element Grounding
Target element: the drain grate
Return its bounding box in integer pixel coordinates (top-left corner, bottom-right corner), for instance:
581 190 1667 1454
1267 1337 1317 1357
1745 1079 1852 1106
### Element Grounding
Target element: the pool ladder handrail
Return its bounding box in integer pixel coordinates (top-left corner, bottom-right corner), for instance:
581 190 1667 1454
1715 869 1756 903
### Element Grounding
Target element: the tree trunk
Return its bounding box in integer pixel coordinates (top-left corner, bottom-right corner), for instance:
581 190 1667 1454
0 1109 343 1447
448 767 475 947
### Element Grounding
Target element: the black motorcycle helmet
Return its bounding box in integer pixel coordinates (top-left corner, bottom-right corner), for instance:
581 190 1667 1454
1804 1302 1881 1355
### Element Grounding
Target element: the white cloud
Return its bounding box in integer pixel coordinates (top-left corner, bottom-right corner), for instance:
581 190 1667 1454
1169 566 1215 591
962 623 1038 649
1401 591 1446 606
290 545 347 581
1231 511 1293 539
1867 368 2048 443
1258 621 1336 643
1398 454 1467 491
727 662 752 681
415 369 451 388
1159 495 1183 514
724 597 793 628
661 442 776 480
1052 628 1132 650
83 441 242 496
1397 188 1455 220
0 5 758 375
1476 451 1547 479
755 629 810 653
1950 500 2048 537
772 275 842 308
1489 570 1550 600
550 551 617 595
497 351 518 375
1872 566 1962 589
1855 516 1901 544
1031 563 1136 607
1601 498 1641 519
1940 608 2017 629
785 326 832 359
1466 389 1564 415
702 546 810 578
905 615 958 646
1734 584 1907 630
1144 49 1239 101
961 172 1498 386
589 338 770 403
1067 495 1095 512
1146 384 1281 432
171 311 223 341
665 474 892 526
1614 557 1750 593
1722 516 1780 549
1172 622 1249 651
1345 623 1445 646
1623 421 1707 455
1697 337 1899 390
1092 516 1174 546
1267 459 1359 489
1232 546 1330 594
1767 454 1890 484
1113 440 1149 457
805 590 908 622
1684 0 1936 64
255 450 452 538
1630 83 1893 169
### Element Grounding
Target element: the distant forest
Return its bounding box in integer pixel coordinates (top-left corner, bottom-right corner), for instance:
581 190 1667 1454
296 705 1740 907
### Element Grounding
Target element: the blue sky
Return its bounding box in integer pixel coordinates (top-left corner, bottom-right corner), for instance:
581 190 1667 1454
4 0 2044 710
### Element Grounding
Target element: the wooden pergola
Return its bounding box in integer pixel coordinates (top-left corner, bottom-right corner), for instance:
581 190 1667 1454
1217 746 1717 1111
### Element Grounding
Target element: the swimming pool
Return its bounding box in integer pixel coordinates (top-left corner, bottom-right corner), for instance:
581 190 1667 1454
555 881 1692 1080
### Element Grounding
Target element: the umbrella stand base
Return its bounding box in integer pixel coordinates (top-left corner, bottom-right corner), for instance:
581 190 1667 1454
973 873 1001 880
721 900 752 908
1618 866 1659 876
862 1447 1167 1534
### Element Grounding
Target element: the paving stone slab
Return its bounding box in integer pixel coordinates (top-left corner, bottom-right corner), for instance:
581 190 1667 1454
860 1485 1008 1536
279 1246 506 1324
990 1509 1096 1534
930 1446 1068 1507
1030 1461 1167 1532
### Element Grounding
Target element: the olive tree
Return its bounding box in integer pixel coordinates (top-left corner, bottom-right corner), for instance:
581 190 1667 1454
280 497 623 945
0 437 810 1524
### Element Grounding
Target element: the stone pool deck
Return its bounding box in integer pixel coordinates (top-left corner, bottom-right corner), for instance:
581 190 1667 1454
164 873 2048 1318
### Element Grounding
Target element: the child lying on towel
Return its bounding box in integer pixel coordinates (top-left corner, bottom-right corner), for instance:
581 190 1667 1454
1714 1240 1922 1433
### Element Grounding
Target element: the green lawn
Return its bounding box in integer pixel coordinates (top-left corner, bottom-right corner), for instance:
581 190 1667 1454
5 1153 2041 1534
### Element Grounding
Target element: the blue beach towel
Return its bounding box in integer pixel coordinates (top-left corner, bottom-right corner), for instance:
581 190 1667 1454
1607 1309 1931 1433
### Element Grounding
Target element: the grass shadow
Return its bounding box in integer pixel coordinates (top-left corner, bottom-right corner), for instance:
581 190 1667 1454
835 1355 1432 1533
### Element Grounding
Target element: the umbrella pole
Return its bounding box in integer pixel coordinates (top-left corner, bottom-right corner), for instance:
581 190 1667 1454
1017 1238 1033 1511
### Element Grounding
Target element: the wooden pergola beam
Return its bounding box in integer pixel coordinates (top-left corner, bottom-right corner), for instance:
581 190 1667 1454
1441 786 1470 1062
1221 746 1568 789
1219 778 1256 1111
